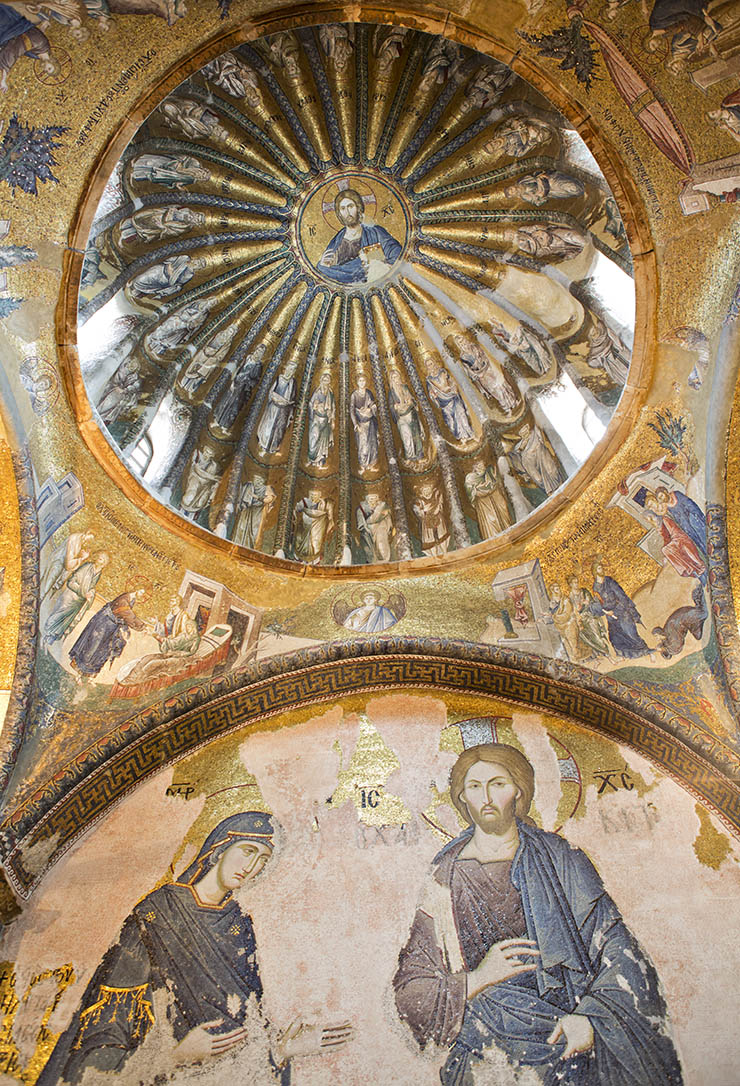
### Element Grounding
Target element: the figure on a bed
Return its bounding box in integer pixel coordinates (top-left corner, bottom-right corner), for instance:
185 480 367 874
112 597 231 697
149 593 200 655
317 189 402 284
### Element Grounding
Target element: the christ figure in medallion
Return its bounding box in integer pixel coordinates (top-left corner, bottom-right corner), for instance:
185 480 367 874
317 188 403 285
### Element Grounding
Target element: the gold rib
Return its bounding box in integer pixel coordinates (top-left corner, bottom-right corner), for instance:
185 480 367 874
420 222 514 250
328 66 357 161
418 188 512 214
384 78 442 169
401 90 483 180
415 244 505 289
349 296 370 376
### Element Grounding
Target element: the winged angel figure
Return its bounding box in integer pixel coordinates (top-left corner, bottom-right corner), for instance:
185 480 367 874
332 588 406 633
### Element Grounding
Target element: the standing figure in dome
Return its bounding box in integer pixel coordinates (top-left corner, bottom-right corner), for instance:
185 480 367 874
257 361 297 455
449 334 518 413
131 153 211 189
508 422 564 497
418 38 460 91
373 25 408 76
505 323 552 376
356 492 395 563
388 368 424 461
212 343 265 433
318 23 354 73
458 63 513 116
180 323 240 396
129 254 206 300
146 298 213 356
515 224 586 260
585 317 630 386
160 96 228 142
269 31 302 80
202 52 258 100
119 206 206 246
350 373 380 471
293 489 334 564
37 812 352 1085
307 371 335 467
425 360 474 442
413 482 449 557
317 189 402 285
96 356 142 426
180 447 221 519
504 170 585 206
464 459 512 539
232 475 276 550
484 115 553 158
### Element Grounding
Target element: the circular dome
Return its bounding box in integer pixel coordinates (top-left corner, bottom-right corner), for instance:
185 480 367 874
76 22 635 570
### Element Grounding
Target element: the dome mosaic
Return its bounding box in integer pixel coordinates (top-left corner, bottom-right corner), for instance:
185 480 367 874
77 22 635 570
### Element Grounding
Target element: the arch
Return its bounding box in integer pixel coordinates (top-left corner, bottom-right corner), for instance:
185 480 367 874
3 636 738 896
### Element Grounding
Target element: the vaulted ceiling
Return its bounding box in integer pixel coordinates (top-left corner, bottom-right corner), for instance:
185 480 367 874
0 0 737 898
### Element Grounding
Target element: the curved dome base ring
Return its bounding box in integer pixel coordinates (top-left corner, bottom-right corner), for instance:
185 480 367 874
61 10 654 579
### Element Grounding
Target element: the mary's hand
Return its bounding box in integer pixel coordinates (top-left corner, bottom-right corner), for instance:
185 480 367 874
547 1014 594 1059
276 1018 353 1063
468 938 540 997
173 1019 249 1065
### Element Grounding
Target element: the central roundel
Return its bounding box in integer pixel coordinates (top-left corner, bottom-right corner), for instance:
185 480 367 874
296 171 411 288
75 21 636 574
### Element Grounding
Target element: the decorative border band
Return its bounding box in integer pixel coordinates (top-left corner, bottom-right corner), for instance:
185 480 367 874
2 637 739 896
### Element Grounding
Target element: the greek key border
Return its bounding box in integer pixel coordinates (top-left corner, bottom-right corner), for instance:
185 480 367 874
3 639 740 897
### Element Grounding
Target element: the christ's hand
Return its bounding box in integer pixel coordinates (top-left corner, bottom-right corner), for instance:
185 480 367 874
468 938 539 996
173 1019 249 1064
275 1018 353 1063
321 251 337 267
547 1014 594 1059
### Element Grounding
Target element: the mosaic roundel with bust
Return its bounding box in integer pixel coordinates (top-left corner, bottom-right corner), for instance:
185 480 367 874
77 22 634 570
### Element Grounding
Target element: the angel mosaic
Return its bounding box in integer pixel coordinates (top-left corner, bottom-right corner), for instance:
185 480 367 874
332 587 406 632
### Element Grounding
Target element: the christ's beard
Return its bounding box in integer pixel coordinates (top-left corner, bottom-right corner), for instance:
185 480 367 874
473 797 517 836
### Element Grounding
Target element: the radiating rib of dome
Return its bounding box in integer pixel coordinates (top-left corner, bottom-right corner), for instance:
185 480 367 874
77 22 633 570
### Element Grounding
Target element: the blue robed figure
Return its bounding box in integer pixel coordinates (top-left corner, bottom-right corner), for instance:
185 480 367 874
38 812 352 1085
394 744 683 1086
317 188 402 284
591 559 649 659
37 813 284 1085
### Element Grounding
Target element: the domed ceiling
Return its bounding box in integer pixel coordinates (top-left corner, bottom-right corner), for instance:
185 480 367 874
76 22 634 570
